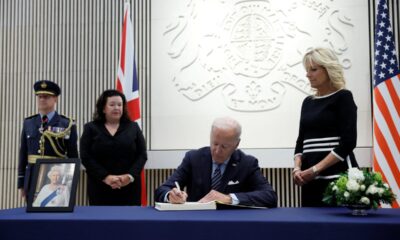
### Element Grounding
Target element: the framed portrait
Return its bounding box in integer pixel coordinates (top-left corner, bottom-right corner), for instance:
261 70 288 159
26 158 80 212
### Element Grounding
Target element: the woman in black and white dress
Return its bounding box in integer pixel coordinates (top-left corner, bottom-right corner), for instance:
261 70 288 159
293 48 359 207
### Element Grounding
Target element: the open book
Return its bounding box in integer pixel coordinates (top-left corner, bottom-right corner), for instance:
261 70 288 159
155 201 216 211
154 201 267 211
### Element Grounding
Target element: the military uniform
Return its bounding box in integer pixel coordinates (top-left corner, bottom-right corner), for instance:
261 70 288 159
17 80 78 195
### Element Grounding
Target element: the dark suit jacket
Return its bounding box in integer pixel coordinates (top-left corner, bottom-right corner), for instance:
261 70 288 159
155 147 277 208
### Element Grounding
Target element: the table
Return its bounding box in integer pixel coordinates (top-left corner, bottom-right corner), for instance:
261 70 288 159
0 206 399 240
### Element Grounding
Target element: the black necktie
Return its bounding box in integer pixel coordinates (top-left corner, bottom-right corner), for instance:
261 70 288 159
41 115 48 130
211 165 222 190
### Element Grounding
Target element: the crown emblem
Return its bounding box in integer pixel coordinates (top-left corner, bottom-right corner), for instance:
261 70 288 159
40 81 47 89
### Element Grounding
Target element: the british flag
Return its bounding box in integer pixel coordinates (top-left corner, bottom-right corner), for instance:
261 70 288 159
116 2 147 206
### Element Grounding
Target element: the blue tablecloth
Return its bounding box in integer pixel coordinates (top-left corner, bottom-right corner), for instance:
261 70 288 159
0 206 399 240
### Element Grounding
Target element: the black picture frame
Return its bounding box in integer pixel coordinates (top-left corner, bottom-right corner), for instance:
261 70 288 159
26 158 80 212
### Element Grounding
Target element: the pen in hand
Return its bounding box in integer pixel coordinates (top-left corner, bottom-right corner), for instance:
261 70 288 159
174 181 181 195
170 181 187 204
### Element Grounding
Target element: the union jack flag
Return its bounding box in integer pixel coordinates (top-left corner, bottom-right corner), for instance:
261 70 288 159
116 2 147 206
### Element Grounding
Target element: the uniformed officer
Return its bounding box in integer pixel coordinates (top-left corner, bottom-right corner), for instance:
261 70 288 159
18 80 78 200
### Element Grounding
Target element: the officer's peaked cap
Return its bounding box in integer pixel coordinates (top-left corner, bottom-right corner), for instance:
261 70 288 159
34 80 61 96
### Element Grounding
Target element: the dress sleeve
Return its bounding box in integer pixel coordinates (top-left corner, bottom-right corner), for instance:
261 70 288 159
294 98 307 155
332 90 357 159
129 123 148 177
80 123 109 181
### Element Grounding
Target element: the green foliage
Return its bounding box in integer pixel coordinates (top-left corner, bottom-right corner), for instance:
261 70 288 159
323 168 396 209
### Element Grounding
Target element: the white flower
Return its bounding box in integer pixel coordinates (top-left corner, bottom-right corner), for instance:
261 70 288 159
344 192 350 198
324 169 395 208
378 188 384 196
360 197 370 205
346 179 360 192
366 185 378 195
348 168 365 181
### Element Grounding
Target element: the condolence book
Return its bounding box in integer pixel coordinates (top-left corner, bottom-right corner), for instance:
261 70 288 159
154 201 267 211
155 201 216 211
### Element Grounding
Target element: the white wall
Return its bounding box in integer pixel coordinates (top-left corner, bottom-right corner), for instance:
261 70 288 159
149 0 371 167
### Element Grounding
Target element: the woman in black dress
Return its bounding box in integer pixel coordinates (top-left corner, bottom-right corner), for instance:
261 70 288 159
293 48 359 207
80 90 147 205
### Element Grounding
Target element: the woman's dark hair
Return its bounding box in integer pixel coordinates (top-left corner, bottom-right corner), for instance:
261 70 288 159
93 90 130 123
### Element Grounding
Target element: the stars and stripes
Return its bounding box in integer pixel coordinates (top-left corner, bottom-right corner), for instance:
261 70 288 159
116 2 147 206
373 0 400 208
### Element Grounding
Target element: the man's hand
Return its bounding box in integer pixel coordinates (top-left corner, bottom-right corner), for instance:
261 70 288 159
168 188 188 204
199 190 232 204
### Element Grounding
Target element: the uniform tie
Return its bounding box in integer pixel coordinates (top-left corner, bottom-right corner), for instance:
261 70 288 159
211 164 222 190
41 115 48 130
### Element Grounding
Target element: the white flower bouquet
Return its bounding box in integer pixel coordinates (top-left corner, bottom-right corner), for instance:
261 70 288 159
323 168 396 209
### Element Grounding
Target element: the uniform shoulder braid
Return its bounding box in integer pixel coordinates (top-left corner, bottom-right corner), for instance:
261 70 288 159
40 114 75 158
59 114 75 121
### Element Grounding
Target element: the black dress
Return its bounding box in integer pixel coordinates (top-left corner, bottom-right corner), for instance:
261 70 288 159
80 120 147 205
294 89 359 207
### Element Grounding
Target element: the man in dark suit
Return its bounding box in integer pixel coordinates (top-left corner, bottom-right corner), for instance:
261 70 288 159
155 117 277 208
18 80 78 200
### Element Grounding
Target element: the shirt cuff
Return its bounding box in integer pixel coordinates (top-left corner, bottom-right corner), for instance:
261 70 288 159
127 174 135 183
164 192 170 203
230 193 239 205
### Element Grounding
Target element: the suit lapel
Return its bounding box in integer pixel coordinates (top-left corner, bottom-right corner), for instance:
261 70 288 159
203 150 213 192
220 150 240 192
34 115 42 130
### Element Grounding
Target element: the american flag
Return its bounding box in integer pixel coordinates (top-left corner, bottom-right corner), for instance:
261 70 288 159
373 0 400 208
116 2 147 206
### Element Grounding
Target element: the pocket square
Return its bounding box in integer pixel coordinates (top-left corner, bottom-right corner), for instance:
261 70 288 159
228 180 239 185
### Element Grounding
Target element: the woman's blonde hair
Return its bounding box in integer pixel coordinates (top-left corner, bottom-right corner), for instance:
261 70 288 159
303 47 346 90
